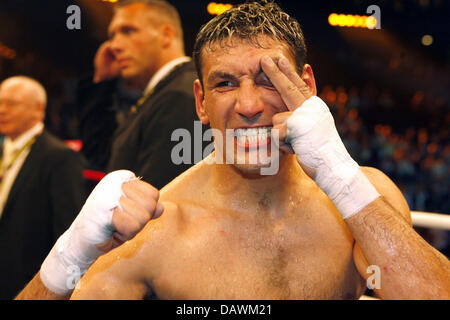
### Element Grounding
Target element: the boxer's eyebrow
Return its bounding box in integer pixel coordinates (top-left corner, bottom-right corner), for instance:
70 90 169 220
207 71 236 84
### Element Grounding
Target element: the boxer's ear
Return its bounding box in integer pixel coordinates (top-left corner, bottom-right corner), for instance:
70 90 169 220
301 64 317 96
194 79 210 124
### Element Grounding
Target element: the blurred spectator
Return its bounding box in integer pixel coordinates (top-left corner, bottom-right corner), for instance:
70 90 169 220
75 41 141 172
78 0 205 191
0 76 86 299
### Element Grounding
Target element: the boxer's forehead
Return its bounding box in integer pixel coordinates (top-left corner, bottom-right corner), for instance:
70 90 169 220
201 36 297 84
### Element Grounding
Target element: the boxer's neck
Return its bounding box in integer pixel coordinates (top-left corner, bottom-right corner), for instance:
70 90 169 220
210 155 304 216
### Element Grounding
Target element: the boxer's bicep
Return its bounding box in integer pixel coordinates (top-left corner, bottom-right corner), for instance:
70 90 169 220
70 246 149 299
70 201 180 300
70 220 161 300
71 271 147 300
352 243 374 297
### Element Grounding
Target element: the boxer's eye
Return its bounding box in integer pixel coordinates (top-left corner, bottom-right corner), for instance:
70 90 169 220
216 81 233 87
214 80 236 92
256 72 274 88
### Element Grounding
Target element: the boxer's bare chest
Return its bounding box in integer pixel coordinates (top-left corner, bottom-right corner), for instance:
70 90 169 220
150 197 364 299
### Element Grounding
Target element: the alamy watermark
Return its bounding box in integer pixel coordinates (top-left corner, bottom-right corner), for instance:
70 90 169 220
366 265 381 290
367 5 381 29
171 121 280 175
66 5 81 30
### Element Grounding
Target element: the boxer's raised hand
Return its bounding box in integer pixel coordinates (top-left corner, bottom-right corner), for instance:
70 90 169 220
40 170 163 296
96 176 164 252
260 55 313 110
262 55 379 220
261 55 313 158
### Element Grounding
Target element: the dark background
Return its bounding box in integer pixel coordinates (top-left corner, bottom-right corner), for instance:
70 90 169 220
1 0 448 101
0 0 449 252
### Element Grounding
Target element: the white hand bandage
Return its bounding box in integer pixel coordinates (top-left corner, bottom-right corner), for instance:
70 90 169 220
286 96 380 219
40 170 137 296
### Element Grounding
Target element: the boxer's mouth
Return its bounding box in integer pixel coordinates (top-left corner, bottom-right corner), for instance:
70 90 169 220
234 126 272 149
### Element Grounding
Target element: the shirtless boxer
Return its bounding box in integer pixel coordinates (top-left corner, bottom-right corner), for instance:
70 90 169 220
69 1 450 299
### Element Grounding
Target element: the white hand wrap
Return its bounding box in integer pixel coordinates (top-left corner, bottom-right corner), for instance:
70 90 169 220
40 170 137 296
286 96 380 219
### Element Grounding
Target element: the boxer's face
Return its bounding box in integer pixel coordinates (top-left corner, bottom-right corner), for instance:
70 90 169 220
108 3 163 86
194 36 296 174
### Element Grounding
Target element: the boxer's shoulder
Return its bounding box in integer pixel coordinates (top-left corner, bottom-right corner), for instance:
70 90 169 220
360 166 390 185
160 159 211 200
360 167 407 203
360 166 411 224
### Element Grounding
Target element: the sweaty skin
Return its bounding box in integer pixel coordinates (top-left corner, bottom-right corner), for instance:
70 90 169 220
71 155 409 299
71 37 449 300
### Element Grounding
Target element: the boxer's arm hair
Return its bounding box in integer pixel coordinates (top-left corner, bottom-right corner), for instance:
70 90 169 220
349 167 450 300
15 272 70 300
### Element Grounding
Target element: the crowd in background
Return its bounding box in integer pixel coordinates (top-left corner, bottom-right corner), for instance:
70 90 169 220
319 85 449 215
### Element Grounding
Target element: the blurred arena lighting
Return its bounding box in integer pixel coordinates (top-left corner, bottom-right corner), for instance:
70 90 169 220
0 42 16 59
98 0 118 3
328 13 377 29
207 2 233 15
421 34 433 46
